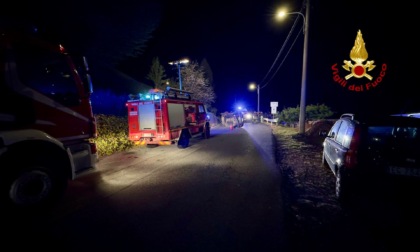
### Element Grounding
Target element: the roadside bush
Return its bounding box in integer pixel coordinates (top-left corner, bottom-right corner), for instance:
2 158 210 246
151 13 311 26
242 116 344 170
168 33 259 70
277 104 333 125
306 104 334 120
277 106 300 126
92 114 134 157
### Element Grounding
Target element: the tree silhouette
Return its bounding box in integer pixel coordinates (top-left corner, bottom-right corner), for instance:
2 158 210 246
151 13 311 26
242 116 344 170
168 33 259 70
200 58 214 87
146 57 167 90
181 61 216 107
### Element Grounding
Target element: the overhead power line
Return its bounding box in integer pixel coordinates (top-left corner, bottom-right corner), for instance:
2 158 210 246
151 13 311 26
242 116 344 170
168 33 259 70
259 7 305 90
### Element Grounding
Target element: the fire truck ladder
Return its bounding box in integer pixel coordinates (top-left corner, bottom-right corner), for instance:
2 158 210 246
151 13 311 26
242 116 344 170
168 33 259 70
155 98 164 134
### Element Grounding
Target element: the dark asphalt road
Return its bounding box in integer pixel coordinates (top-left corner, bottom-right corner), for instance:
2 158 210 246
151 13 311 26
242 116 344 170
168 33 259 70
4 123 288 252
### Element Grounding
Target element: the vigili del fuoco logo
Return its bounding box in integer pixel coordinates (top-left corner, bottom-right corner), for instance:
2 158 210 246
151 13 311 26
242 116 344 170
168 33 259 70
331 29 387 92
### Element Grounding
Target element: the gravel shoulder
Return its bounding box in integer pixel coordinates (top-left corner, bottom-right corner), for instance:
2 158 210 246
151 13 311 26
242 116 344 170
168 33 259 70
272 125 343 251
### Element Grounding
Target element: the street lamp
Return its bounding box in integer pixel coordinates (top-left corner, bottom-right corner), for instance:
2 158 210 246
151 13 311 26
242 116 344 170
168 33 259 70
277 0 310 134
249 82 260 114
168 58 189 90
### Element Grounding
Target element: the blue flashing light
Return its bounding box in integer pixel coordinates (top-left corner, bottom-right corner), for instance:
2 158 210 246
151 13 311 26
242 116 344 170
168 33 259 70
153 94 163 100
137 90 164 101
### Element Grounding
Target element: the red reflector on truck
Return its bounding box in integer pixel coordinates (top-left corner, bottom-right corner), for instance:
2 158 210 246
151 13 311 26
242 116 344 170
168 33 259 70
89 142 97 154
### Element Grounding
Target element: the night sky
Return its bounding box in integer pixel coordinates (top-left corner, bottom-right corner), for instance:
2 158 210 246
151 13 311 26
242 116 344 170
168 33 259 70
4 0 418 116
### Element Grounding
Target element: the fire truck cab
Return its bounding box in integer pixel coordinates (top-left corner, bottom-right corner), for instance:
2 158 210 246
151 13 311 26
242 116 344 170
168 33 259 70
0 28 97 210
126 87 210 148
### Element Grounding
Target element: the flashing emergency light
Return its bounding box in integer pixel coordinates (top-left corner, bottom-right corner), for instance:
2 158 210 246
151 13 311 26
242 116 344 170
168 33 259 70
138 91 163 101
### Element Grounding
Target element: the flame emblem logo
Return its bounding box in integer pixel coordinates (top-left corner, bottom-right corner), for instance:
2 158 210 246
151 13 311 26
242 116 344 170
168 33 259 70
342 30 375 80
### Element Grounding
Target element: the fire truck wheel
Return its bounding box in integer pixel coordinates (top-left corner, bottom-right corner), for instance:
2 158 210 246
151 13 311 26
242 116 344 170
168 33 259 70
1 153 68 211
202 124 210 139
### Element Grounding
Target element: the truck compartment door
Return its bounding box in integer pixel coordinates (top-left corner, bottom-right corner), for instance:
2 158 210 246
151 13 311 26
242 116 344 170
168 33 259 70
139 102 156 130
168 103 185 129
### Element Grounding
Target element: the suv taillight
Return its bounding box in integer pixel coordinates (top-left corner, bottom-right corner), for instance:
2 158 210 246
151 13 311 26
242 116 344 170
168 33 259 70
345 127 361 168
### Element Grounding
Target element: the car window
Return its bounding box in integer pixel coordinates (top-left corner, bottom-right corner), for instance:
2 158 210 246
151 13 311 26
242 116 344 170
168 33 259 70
14 40 80 106
392 126 420 145
198 105 206 113
335 120 349 145
369 125 393 136
328 120 342 139
365 126 393 149
388 126 420 165
410 127 420 153
392 127 417 139
341 123 355 148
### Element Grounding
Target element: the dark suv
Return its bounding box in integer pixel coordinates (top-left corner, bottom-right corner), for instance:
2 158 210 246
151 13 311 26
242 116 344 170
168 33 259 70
321 113 420 201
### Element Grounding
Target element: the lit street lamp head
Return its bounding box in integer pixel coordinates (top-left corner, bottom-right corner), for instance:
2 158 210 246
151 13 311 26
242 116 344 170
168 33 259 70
168 59 189 65
276 9 306 34
249 82 257 91
168 58 189 90
248 82 260 113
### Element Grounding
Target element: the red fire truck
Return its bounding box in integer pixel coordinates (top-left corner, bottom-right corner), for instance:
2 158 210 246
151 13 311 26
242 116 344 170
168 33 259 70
0 29 97 210
126 87 210 148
